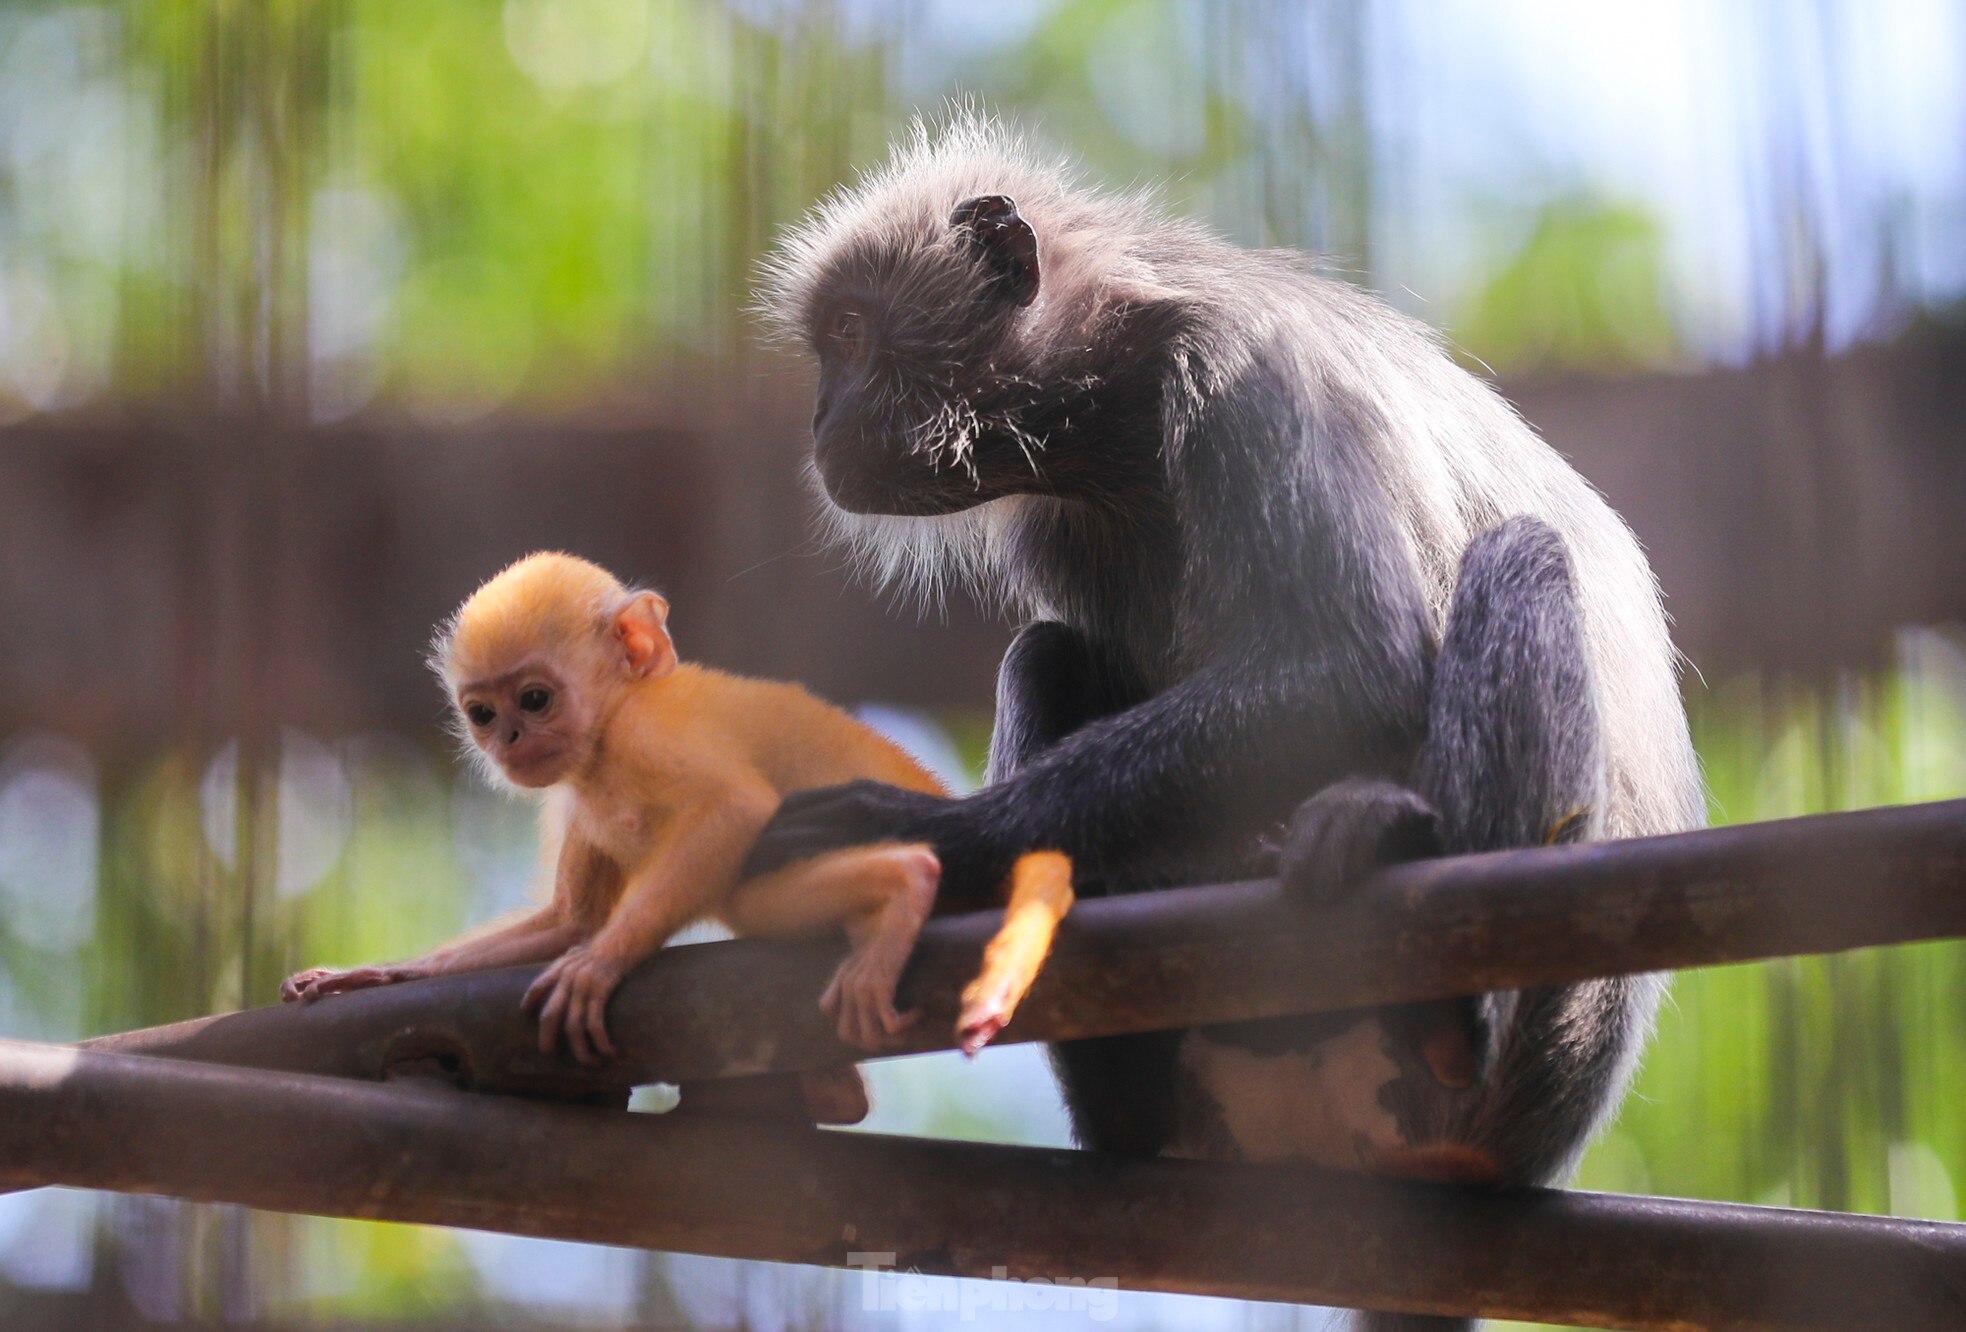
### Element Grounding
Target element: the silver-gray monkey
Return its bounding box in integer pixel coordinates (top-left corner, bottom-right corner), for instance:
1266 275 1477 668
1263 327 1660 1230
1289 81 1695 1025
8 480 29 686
749 114 1704 1332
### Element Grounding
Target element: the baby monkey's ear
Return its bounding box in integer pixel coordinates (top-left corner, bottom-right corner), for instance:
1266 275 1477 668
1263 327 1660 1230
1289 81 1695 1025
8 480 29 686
612 591 676 679
950 194 1040 308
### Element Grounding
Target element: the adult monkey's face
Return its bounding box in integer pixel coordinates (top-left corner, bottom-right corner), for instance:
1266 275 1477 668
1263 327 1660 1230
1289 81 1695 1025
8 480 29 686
804 194 1046 516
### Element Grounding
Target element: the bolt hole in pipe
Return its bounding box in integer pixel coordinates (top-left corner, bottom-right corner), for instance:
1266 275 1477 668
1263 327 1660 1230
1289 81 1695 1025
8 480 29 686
381 1034 473 1090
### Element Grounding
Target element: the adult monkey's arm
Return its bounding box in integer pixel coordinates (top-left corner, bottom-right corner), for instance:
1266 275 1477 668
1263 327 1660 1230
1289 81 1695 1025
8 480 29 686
748 349 1438 887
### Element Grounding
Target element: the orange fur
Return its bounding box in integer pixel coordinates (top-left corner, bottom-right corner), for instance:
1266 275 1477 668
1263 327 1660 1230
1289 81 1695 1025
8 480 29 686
958 851 1074 1055
283 552 1073 1095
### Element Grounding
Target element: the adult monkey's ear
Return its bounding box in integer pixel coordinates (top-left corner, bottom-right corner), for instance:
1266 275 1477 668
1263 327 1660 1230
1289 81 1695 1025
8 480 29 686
951 194 1040 308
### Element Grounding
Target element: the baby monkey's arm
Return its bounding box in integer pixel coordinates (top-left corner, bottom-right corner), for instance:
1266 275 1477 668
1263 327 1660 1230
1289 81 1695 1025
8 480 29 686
281 825 614 1004
523 788 775 1065
279 907 584 1003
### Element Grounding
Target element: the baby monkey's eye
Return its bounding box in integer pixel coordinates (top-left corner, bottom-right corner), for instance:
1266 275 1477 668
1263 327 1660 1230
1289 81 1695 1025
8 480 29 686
518 687 552 713
465 703 495 729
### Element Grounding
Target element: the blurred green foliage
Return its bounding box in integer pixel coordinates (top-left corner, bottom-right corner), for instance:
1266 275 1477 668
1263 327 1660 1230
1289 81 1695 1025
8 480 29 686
1579 641 1966 1217
1455 197 1682 373
0 1 1961 1326
0 0 1581 426
0 0 1954 423
7 635 1966 1325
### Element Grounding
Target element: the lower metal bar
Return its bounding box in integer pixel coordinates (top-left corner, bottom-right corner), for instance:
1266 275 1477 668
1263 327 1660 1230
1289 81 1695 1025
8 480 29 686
2 1040 1962 1330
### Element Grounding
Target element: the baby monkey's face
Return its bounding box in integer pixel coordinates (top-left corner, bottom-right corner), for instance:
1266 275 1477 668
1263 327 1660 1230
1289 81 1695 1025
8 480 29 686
456 663 593 789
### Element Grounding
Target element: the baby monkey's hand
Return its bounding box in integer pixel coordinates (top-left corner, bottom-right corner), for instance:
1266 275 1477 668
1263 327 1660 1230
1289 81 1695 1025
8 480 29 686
522 942 629 1066
279 964 420 1003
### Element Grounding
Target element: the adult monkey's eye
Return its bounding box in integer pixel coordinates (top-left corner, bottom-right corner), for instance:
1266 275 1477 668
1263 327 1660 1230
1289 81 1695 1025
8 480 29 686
829 308 863 347
465 703 495 728
518 688 552 713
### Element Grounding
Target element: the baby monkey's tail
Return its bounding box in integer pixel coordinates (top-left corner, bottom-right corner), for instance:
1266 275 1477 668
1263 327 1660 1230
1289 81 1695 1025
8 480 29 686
956 850 1074 1055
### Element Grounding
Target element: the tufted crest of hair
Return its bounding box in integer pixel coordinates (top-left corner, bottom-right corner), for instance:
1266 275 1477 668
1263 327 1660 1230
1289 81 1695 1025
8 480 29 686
431 551 627 691
756 108 1189 607
756 108 1166 346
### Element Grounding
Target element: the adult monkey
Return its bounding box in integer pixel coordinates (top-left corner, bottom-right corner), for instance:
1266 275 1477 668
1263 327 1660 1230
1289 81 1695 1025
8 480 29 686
752 114 1702 1330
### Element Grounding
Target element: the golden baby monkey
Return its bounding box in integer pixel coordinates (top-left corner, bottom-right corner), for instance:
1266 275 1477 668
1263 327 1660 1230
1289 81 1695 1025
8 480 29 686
281 552 1073 1106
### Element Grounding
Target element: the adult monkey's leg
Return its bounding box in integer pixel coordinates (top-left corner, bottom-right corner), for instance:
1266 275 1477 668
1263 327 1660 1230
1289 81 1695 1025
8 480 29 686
1412 516 1659 1194
985 622 1133 784
990 623 1181 1157
1298 517 1626 1332
1279 513 1611 1106
1419 516 1606 861
1339 516 1640 1190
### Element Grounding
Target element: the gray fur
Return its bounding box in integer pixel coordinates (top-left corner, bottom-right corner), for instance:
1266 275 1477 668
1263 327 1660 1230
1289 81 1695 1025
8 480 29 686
757 112 1705 1332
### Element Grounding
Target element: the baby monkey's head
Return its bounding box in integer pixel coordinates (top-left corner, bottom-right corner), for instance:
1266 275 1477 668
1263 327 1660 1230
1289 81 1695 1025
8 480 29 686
433 552 675 789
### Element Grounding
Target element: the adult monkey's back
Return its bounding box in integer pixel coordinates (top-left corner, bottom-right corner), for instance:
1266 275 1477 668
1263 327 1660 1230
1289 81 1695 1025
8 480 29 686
752 114 1703 1331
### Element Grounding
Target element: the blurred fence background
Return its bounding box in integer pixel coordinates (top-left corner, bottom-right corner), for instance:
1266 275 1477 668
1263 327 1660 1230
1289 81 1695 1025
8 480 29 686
1 1 1964 1328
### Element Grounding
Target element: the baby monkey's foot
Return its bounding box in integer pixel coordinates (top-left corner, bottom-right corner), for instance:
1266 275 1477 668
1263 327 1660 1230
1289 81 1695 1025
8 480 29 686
797 1065 872 1125
676 1069 870 1127
819 845 937 1052
820 950 920 1052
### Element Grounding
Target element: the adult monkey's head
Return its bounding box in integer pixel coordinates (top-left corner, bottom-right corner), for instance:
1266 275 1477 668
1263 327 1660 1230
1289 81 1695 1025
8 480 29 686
760 112 1168 539
804 188 1035 512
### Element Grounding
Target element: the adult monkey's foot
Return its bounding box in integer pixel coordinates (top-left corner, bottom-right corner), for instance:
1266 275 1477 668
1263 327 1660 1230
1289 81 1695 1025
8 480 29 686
1279 779 1490 1090
1278 777 1441 905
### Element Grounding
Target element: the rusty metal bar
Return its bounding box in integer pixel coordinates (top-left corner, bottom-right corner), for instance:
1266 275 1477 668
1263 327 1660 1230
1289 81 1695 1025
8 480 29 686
80 799 1966 1098
3 1040 1962 1331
